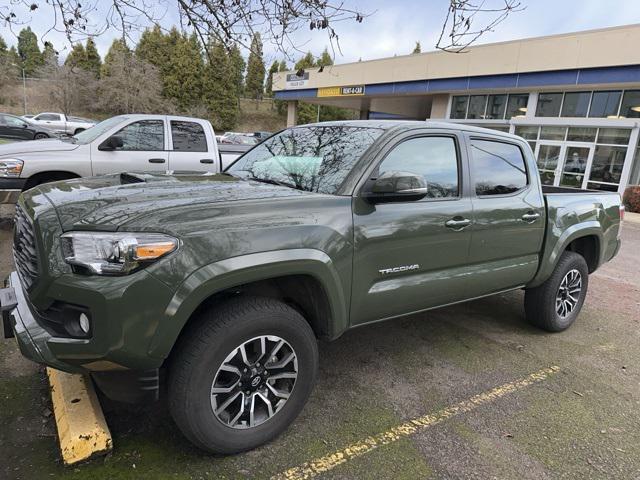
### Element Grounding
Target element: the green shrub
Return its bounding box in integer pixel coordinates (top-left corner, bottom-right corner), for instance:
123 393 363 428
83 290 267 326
623 185 640 213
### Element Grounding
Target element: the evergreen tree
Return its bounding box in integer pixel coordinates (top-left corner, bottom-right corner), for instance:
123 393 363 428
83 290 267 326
295 52 315 71
101 39 131 77
42 42 58 65
0 35 7 54
0 35 19 93
229 44 245 98
84 38 102 77
165 32 205 112
17 27 43 75
64 43 86 68
203 41 239 130
136 26 168 66
245 33 265 100
265 60 279 97
318 48 333 67
412 41 422 54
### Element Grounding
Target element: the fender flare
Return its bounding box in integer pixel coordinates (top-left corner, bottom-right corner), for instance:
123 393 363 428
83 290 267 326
147 248 349 359
528 221 602 288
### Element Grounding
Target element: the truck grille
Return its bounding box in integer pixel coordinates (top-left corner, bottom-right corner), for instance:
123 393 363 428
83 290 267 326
13 204 39 290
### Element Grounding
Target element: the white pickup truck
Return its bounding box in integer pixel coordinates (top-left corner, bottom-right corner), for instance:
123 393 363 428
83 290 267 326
27 112 96 136
0 114 249 203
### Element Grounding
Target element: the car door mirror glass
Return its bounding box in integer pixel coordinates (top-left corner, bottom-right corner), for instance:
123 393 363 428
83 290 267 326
364 171 428 202
99 135 124 151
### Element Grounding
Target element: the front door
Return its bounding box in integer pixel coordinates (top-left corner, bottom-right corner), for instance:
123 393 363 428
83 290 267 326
535 142 594 188
350 132 473 326
91 118 169 175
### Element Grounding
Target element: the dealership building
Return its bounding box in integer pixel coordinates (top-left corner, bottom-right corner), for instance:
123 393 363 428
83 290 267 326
273 24 640 194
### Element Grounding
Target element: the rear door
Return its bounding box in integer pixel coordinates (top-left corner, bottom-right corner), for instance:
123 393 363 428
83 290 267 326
464 135 545 297
90 117 168 175
167 118 218 172
350 130 474 326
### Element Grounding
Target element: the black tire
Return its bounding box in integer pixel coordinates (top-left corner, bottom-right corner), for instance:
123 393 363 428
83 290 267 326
524 251 589 332
168 296 318 454
34 133 49 140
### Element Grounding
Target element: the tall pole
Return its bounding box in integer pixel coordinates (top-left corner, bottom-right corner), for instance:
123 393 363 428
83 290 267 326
22 68 27 115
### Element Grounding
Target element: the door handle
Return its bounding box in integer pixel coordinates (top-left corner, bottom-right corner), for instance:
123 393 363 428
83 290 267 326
199 158 214 164
445 218 471 230
521 212 540 223
148 158 166 164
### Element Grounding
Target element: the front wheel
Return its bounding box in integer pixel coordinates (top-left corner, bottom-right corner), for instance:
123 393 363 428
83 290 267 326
168 296 318 454
524 251 589 332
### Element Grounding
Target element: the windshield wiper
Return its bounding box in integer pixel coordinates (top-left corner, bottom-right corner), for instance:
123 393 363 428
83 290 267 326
247 176 302 191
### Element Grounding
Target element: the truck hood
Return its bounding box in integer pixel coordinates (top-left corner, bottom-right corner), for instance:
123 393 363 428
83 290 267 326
0 138 79 157
29 172 313 231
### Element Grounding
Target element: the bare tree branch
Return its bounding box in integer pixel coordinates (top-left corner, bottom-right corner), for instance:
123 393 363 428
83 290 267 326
436 0 525 53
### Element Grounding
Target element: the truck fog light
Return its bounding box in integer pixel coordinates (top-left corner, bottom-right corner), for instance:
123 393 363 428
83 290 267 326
79 313 90 334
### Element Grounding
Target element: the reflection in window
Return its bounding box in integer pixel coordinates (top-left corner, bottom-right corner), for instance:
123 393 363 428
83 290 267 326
467 95 487 119
619 90 640 118
451 96 469 119
567 127 597 142
561 92 591 117
171 121 207 152
539 126 566 141
589 146 627 185
378 136 459 198
587 182 619 192
630 147 640 185
514 125 539 140
228 126 383 194
486 95 507 119
536 93 563 117
115 120 164 151
471 140 528 195
589 91 622 118
597 128 631 145
536 144 560 171
505 94 529 119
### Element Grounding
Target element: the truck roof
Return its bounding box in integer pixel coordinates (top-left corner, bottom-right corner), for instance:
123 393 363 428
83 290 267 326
301 119 516 139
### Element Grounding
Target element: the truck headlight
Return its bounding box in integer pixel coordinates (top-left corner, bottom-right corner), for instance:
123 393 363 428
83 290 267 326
61 232 178 275
0 159 24 177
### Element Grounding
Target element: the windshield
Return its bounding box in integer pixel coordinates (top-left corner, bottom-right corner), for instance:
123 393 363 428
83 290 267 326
228 126 383 194
73 116 128 144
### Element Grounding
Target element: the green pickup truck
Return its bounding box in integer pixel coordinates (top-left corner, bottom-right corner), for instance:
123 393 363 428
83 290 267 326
2 121 623 454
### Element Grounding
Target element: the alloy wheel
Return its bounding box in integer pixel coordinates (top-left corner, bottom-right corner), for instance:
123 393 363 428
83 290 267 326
556 269 582 319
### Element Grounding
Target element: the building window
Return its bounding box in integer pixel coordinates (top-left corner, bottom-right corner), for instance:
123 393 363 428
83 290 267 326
486 95 507 119
619 90 640 118
561 92 591 117
539 126 567 141
467 95 487 119
470 139 528 195
536 92 563 117
588 146 627 187
589 91 622 118
536 144 561 185
505 94 529 119
629 146 640 185
597 128 631 145
567 127 597 142
514 125 539 140
451 96 469 119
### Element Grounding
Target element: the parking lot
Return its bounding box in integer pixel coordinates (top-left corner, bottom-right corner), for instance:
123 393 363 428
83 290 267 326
1 210 639 480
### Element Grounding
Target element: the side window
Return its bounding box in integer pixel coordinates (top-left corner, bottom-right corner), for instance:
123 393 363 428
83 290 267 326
114 120 164 151
470 139 528 196
171 121 207 152
36 114 60 121
378 136 459 198
5 116 26 127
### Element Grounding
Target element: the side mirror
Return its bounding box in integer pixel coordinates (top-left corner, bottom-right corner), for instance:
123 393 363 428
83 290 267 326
98 136 124 151
363 170 428 203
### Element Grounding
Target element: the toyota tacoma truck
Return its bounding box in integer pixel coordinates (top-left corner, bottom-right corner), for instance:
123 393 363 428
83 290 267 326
0 114 250 203
2 121 623 454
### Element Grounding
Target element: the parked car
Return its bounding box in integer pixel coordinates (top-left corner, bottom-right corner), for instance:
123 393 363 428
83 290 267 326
27 112 96 136
0 113 58 141
253 131 273 141
21 115 35 120
220 132 260 145
0 114 250 203
2 121 623 455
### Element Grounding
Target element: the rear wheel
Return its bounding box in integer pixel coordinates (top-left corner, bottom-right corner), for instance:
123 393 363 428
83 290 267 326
168 296 318 454
34 133 48 140
524 251 589 332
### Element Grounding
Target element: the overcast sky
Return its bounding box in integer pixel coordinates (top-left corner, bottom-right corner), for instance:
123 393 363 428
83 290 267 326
2 0 640 67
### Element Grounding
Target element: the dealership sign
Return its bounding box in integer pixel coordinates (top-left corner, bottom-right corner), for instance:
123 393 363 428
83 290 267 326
285 72 309 89
318 85 366 97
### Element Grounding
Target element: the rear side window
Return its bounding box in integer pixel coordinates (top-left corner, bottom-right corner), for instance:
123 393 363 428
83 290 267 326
171 121 207 152
36 114 61 121
470 139 528 196
378 136 459 198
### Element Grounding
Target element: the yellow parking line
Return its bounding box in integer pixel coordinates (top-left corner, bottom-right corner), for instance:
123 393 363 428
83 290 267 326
272 366 560 480
47 367 113 465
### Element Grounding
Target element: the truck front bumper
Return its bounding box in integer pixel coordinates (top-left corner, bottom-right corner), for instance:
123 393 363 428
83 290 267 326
2 272 77 372
0 178 26 204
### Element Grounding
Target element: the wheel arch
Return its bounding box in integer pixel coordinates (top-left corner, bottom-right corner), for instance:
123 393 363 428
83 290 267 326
149 249 350 360
23 170 82 190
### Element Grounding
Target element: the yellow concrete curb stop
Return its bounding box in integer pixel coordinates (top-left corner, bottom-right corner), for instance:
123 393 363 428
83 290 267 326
46 367 113 466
